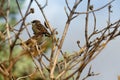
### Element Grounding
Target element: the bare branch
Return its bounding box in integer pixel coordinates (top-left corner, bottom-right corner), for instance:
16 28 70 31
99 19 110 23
16 69 37 80
42 0 48 9
34 0 53 32
74 0 115 14
0 0 120 79
65 0 72 12
10 0 33 52
82 66 100 80
64 7 69 18
16 0 31 38
50 0 82 79
85 0 90 48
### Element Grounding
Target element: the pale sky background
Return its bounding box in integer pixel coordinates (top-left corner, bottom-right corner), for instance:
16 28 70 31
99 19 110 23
20 0 120 80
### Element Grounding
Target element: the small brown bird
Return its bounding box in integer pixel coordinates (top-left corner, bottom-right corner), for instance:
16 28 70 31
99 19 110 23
31 20 50 37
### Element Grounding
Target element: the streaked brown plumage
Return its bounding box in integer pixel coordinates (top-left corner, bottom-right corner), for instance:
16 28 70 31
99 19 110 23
31 20 50 37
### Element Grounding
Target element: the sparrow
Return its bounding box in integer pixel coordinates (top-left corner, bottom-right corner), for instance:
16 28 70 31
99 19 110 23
31 20 50 37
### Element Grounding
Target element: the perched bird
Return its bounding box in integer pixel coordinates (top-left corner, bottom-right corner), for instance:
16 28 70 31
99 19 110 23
31 20 50 37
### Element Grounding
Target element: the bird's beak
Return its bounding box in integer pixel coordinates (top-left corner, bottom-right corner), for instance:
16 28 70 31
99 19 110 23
27 22 32 25
25 23 32 26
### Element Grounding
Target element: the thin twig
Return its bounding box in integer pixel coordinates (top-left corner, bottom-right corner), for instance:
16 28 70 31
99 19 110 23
16 69 37 80
85 0 90 48
65 0 72 12
34 0 53 32
16 0 31 38
82 65 100 80
64 7 69 18
50 0 82 79
74 0 115 14
10 0 33 52
92 11 96 32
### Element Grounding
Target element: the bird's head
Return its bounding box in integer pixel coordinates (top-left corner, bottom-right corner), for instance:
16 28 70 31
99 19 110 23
31 20 41 26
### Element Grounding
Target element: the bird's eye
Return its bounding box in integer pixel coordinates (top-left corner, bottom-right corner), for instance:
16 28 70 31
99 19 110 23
32 21 36 23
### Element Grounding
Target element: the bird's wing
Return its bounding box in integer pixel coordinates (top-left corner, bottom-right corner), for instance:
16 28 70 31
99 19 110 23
37 23 49 33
